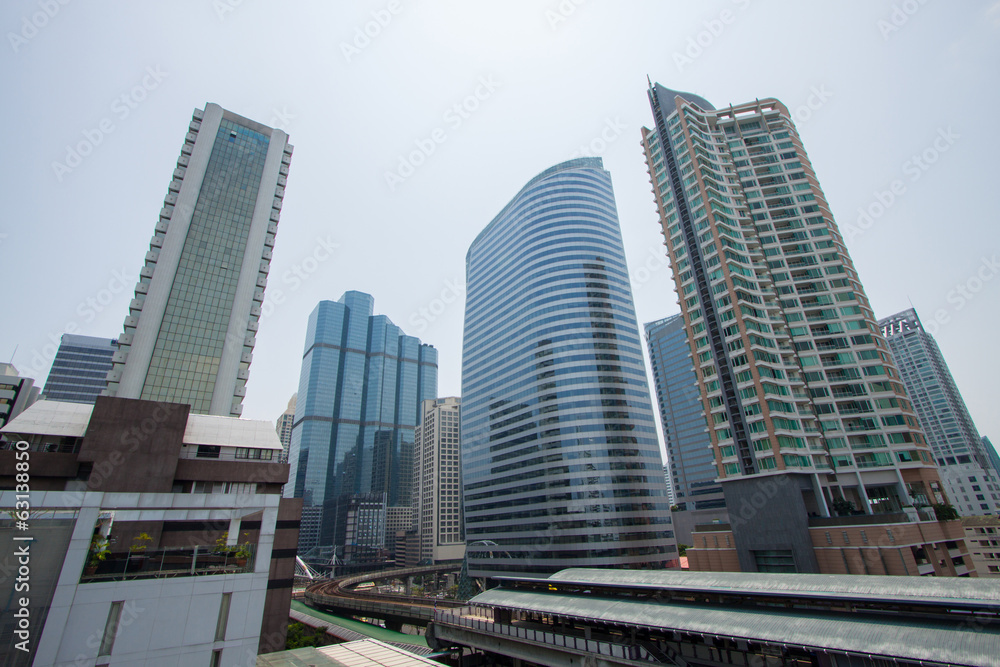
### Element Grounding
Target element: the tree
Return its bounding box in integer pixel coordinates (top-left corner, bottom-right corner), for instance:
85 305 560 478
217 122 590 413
932 503 960 521
285 622 329 649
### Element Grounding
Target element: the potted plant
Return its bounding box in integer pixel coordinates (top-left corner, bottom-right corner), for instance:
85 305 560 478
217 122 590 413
234 542 252 568
130 532 153 553
86 536 111 576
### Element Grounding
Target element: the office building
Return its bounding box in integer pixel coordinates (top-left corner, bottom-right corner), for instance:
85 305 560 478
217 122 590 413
462 157 676 578
0 397 301 665
276 394 296 463
105 103 292 416
0 363 39 428
286 291 437 563
42 334 117 404
880 308 1000 516
645 315 728 544
414 397 465 564
642 84 967 575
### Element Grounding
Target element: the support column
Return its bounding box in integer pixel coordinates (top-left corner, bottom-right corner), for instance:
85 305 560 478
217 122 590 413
854 471 874 514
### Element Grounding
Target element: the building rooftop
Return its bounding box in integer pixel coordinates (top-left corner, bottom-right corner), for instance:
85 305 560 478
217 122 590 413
543 567 1000 607
256 639 440 667
1 400 282 450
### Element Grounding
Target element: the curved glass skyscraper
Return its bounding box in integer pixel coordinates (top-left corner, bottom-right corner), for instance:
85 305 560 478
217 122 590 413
462 158 675 577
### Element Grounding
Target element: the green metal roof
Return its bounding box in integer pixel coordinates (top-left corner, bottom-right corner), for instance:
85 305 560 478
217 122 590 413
543 567 1000 606
290 600 430 649
468 588 999 667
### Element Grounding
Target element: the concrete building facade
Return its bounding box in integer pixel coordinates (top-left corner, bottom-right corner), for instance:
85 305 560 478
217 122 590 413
961 515 1000 577
276 394 296 464
0 397 301 665
462 158 676 577
0 363 39 428
105 104 292 416
641 84 962 575
413 397 465 564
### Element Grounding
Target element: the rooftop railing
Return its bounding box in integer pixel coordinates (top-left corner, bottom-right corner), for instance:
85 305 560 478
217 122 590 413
81 544 256 584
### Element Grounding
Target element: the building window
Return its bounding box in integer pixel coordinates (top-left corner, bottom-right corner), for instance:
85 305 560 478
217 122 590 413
99 601 124 657
753 550 796 573
197 445 221 458
211 649 223 667
215 592 232 641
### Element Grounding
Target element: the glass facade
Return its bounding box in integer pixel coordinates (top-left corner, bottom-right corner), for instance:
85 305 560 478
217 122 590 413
286 291 437 554
645 315 722 510
140 120 270 412
462 158 675 577
42 335 117 404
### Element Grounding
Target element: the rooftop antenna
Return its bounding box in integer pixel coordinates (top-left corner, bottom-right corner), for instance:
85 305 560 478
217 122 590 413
9 345 16 363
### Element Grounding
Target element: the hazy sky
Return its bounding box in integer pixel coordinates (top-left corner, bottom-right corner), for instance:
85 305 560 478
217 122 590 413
3 2 999 455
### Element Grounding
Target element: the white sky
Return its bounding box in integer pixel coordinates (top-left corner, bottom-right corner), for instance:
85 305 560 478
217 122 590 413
3 1 999 457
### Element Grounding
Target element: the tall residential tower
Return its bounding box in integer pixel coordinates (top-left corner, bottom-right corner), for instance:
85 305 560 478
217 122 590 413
642 85 968 575
105 104 292 416
879 308 1000 516
462 158 675 578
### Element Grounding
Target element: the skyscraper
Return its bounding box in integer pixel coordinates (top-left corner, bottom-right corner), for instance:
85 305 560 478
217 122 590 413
413 397 465 564
462 158 676 577
42 334 117 404
984 437 1000 480
645 315 728 544
879 308 1000 516
642 84 967 575
286 291 437 560
105 103 292 416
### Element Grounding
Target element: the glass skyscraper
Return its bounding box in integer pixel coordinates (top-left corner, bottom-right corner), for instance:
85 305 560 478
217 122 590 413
645 315 727 544
42 334 117 404
462 158 675 577
286 291 437 557
106 104 292 416
879 308 1000 516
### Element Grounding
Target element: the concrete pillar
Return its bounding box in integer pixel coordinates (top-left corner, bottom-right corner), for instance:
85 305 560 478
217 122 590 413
854 472 874 514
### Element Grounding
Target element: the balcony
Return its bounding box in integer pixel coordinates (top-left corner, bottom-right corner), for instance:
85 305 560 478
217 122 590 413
81 544 256 584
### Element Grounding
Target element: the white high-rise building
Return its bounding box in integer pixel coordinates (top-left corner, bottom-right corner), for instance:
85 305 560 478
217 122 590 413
105 104 292 416
414 397 465 564
879 309 1000 516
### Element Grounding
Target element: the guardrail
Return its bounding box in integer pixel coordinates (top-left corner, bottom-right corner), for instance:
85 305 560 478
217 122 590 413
433 607 674 664
81 544 256 583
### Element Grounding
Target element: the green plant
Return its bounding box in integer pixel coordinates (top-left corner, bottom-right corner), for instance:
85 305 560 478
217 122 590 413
130 532 153 553
932 503 959 521
89 536 111 567
832 497 855 516
678 543 688 557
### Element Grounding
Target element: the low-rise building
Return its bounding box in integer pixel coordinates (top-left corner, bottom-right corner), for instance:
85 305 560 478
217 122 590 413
0 396 300 666
961 515 1000 577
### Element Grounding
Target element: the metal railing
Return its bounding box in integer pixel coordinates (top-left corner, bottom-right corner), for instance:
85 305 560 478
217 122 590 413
81 544 256 583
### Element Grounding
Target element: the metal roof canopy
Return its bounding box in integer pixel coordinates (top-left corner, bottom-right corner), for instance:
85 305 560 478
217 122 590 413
488 567 1000 610
466 588 999 667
